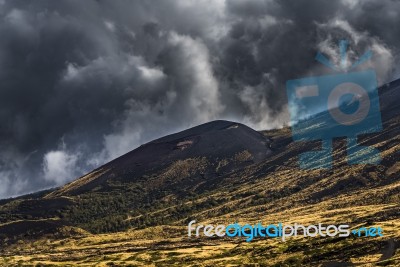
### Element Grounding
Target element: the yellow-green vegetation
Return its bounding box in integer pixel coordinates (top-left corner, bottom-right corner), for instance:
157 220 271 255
0 201 399 266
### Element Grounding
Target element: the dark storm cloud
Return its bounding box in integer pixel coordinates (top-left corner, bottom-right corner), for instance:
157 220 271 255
0 0 398 198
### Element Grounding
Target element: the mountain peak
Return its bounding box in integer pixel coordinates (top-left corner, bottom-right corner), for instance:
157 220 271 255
47 120 272 197
150 120 259 143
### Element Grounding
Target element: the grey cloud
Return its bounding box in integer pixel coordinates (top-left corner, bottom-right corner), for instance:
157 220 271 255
0 0 398 198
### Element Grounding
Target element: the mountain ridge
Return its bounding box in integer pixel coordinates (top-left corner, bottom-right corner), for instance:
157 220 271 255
45 119 272 197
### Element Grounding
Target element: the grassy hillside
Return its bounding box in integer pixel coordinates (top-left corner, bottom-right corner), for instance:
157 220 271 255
0 83 400 266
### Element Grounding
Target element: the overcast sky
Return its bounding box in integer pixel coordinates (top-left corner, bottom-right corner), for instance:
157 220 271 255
0 0 399 198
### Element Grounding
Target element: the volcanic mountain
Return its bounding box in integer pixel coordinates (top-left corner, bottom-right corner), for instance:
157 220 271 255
0 79 399 266
46 120 273 197
0 119 277 237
